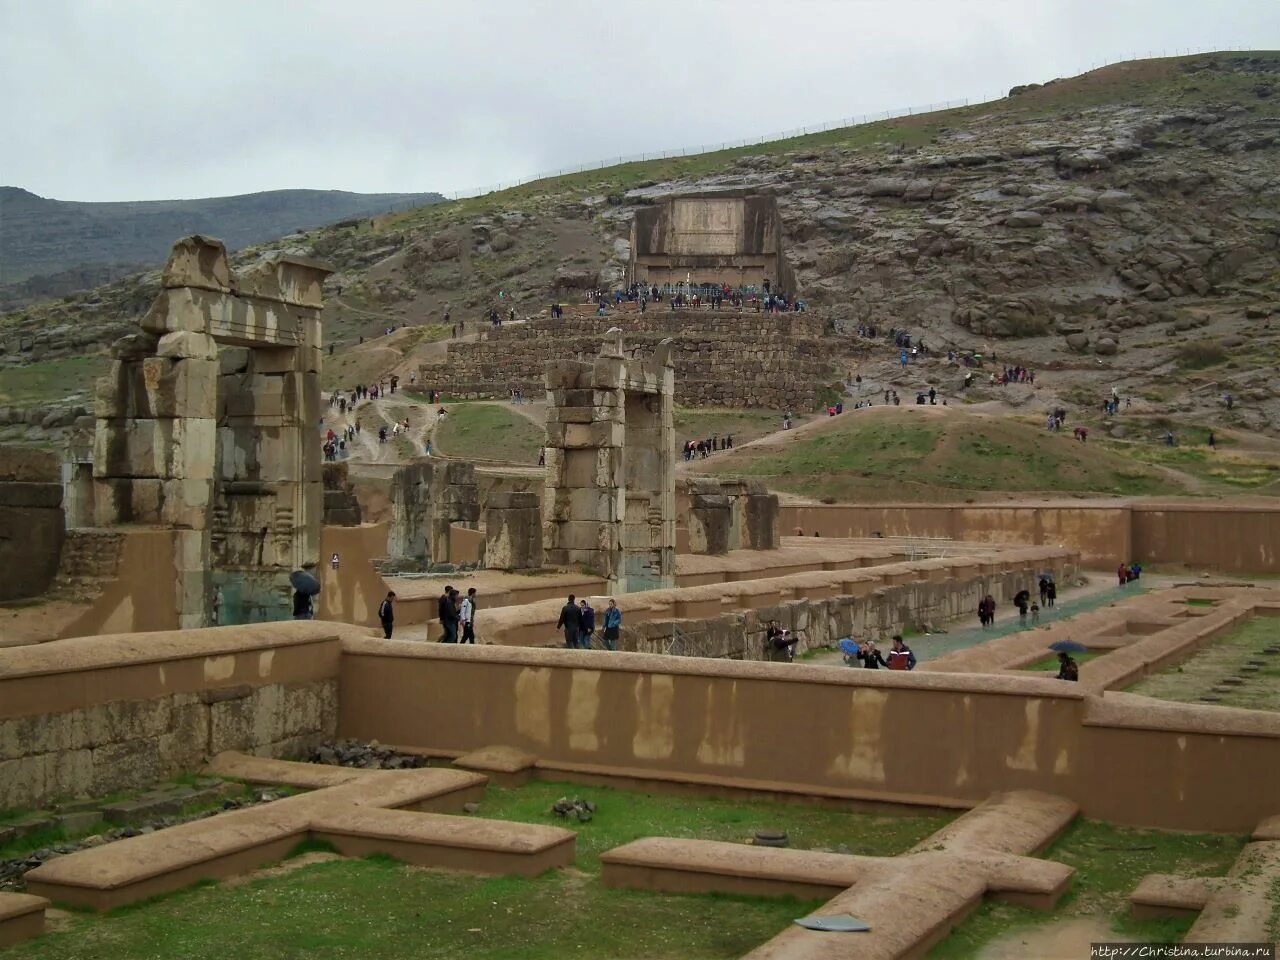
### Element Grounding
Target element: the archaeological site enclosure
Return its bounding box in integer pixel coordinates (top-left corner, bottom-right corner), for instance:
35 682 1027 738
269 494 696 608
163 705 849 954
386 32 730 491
5 48 1280 957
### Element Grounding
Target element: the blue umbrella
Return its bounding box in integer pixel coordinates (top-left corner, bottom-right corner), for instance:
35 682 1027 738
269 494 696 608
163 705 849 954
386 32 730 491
1049 639 1086 654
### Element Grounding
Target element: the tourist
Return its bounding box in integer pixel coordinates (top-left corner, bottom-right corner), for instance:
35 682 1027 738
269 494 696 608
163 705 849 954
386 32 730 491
460 588 477 644
378 427 387 444
858 639 887 669
378 591 396 640
292 588 314 621
1045 579 1057 608
978 594 996 629
1117 564 1129 588
1030 602 1041 625
886 635 916 671
438 585 458 643
1038 577 1050 606
557 594 582 649
578 598 596 649
1056 652 1079 682
1208 431 1216 450
538 446 545 466
1014 589 1031 626
602 599 622 651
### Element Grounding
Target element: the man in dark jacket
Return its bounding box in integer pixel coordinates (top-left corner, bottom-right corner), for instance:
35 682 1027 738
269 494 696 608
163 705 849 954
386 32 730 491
556 594 582 649
378 591 396 639
578 598 596 649
438 585 458 643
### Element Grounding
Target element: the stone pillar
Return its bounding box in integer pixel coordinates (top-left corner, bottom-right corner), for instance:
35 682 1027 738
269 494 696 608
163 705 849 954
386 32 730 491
543 336 675 591
484 491 543 570
387 463 433 562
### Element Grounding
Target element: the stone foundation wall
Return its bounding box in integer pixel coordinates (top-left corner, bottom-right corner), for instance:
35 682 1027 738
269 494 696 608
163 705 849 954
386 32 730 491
0 446 65 601
0 624 341 812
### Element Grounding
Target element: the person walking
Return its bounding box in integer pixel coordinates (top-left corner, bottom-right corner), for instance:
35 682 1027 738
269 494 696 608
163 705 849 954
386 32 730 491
378 591 396 640
557 594 582 649
438 585 459 643
886 635 916 671
602 598 622 651
858 639 888 668
578 598 596 649
460 587 477 644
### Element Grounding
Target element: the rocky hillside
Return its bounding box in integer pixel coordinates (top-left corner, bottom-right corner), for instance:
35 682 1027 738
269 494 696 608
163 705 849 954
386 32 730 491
0 186 444 305
2 52 1278 444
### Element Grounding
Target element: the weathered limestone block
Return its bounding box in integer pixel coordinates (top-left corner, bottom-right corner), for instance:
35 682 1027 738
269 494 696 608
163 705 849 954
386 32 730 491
689 492 732 555
742 487 780 551
93 417 216 480
162 235 234 293
484 491 543 570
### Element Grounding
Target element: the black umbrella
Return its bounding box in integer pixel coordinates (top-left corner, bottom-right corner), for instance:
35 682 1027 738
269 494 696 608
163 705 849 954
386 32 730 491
290 570 322 596
1049 639 1087 654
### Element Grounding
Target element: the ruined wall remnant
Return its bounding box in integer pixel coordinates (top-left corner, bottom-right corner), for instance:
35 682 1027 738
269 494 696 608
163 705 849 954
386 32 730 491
543 335 676 591
629 193 797 295
0 446 65 601
431 461 480 564
678 477 779 555
484 491 543 571
92 236 332 628
321 462 362 527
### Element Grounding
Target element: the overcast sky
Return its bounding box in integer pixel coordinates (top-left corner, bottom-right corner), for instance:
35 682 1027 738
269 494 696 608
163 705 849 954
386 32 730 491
2 0 1278 203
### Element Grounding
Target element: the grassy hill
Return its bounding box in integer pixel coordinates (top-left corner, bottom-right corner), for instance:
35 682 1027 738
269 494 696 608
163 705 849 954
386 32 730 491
700 408 1186 501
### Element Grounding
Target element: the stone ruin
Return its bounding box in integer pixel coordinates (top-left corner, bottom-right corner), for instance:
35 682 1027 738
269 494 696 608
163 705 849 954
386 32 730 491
681 477 779 555
92 236 332 627
542 333 676 591
628 192 797 295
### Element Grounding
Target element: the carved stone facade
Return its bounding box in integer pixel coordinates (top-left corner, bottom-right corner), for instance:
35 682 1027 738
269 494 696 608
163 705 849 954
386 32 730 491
629 193 797 295
543 335 676 591
92 236 332 628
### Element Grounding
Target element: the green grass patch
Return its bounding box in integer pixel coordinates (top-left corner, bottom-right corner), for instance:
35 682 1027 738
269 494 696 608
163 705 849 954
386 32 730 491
432 403 543 464
0 354 109 407
929 819 1247 957
673 407 789 447
1126 617 1280 711
9 780 948 960
711 412 1179 501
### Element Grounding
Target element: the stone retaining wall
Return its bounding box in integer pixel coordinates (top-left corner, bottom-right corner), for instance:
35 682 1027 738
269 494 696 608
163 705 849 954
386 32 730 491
423 333 838 408
0 623 341 811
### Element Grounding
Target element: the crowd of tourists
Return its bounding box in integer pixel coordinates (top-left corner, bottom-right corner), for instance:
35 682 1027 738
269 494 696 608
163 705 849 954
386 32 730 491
683 434 734 459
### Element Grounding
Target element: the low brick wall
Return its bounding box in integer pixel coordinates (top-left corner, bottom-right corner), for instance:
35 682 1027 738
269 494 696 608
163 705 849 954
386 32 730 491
0 623 342 811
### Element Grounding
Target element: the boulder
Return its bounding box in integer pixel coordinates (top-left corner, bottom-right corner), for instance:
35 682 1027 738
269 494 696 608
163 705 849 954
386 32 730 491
1005 211 1044 228
865 178 909 197
1096 189 1138 212
489 231 515 252
1142 282 1171 301
1094 337 1119 355
903 179 936 201
1065 332 1090 351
